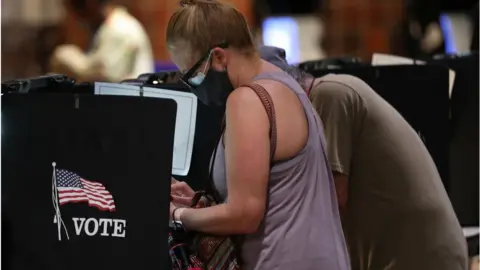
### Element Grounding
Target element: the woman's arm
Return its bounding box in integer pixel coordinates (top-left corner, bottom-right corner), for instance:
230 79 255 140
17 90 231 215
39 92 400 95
177 86 271 235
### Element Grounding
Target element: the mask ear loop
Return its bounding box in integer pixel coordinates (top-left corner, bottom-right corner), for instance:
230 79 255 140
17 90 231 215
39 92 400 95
189 50 213 85
201 50 213 74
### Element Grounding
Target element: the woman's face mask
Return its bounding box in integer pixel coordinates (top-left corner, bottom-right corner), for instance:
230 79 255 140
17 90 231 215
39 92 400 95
180 43 234 106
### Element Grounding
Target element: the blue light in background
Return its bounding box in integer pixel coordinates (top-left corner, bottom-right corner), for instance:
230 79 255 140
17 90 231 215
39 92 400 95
262 17 300 64
439 14 457 54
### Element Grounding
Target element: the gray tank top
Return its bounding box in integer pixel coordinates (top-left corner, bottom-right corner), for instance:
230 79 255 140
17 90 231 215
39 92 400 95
212 72 350 270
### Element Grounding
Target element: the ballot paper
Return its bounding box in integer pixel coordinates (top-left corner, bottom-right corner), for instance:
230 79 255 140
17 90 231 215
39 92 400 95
94 82 197 176
372 53 455 99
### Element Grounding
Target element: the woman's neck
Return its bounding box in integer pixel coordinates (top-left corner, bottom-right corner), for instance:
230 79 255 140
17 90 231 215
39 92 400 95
231 54 264 88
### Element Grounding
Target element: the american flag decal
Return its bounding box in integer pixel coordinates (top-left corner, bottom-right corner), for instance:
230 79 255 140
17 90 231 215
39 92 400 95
56 169 116 212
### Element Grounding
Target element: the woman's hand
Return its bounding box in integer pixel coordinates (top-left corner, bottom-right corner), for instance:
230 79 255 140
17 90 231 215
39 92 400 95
170 202 186 222
171 178 195 206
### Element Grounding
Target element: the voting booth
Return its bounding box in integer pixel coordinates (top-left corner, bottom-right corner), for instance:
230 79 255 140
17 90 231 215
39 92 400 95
428 53 479 227
2 80 177 270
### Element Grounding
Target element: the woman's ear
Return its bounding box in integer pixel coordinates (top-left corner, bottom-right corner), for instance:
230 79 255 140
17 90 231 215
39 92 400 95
210 48 228 71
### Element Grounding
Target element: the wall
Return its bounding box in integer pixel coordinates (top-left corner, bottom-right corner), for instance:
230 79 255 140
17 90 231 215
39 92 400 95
322 0 405 60
1 0 65 79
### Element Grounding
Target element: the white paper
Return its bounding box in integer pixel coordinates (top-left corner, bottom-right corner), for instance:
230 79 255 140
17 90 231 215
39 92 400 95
95 82 142 97
372 53 426 66
463 227 480 238
371 53 455 99
94 83 197 176
143 87 197 176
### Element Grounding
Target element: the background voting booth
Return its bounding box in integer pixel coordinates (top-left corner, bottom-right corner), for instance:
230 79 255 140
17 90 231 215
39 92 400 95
2 85 178 269
428 54 479 228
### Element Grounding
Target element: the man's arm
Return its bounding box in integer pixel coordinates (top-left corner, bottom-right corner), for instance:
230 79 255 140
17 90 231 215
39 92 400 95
178 86 271 235
310 79 366 213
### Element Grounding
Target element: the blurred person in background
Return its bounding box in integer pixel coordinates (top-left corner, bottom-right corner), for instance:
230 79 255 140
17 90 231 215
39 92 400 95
403 0 445 58
260 46 468 270
400 0 479 57
50 0 154 82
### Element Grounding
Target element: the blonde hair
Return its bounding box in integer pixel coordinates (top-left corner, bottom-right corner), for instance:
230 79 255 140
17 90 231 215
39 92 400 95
166 0 256 58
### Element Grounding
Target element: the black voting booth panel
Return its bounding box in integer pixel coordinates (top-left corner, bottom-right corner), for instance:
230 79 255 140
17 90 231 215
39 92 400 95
126 72 225 191
307 65 451 188
170 93 224 190
1 74 73 93
429 54 479 226
174 102 224 190
2 93 177 270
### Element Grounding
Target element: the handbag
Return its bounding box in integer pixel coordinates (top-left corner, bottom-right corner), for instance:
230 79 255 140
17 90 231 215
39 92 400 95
169 83 277 270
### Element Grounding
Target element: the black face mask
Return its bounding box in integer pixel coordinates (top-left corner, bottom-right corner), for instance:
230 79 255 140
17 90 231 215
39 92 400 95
180 41 233 106
190 68 234 106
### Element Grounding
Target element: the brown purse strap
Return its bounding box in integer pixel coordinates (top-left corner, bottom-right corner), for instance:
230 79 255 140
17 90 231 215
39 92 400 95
241 83 277 164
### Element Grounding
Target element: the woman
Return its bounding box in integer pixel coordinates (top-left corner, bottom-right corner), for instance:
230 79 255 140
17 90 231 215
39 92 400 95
167 1 349 269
